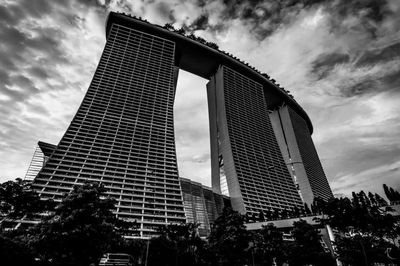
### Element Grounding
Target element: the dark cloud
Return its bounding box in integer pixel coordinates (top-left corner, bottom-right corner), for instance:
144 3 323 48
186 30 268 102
75 0 112 9
333 0 389 23
355 42 400 67
155 2 175 23
381 69 400 88
311 52 350 79
0 4 24 25
18 0 53 18
208 0 321 39
0 1 71 104
13 75 37 90
190 14 209 31
340 79 378 97
311 44 400 98
338 67 400 97
28 67 50 80
2 86 38 102
28 104 50 116
190 0 393 41
325 0 394 39
389 167 399 173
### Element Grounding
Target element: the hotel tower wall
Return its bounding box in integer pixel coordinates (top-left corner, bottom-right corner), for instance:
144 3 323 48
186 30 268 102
208 66 303 215
32 23 186 237
269 106 333 205
30 12 333 236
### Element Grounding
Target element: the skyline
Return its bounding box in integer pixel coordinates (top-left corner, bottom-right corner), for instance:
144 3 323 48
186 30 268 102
1 0 399 198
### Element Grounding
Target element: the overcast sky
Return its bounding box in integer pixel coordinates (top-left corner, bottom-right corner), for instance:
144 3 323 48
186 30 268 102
0 0 399 198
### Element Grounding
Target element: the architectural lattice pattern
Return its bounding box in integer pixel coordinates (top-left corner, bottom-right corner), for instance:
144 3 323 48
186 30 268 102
209 66 303 215
25 141 56 182
180 177 230 237
288 107 333 201
32 24 186 237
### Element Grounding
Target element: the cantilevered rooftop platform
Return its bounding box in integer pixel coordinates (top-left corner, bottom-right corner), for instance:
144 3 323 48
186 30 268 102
106 12 313 133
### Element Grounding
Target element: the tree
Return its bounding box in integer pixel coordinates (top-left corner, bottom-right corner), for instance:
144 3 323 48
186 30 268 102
316 190 398 265
148 222 206 266
258 210 265 222
119 239 147 266
335 234 395 266
312 197 327 214
253 223 286 266
286 220 335 266
28 182 133 266
383 184 400 202
374 193 388 206
304 203 311 215
0 234 38 266
208 207 250 266
0 179 53 220
367 192 377 206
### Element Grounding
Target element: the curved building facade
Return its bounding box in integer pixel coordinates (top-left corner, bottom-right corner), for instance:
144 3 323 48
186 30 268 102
31 12 332 236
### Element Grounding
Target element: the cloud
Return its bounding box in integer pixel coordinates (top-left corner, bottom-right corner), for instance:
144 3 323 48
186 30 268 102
0 0 399 201
355 42 400 67
311 52 350 79
190 14 209 31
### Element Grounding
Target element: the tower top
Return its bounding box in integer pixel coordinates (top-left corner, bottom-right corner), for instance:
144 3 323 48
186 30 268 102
106 11 313 133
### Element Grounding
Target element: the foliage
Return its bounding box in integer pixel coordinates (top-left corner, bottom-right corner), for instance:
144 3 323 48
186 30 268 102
24 182 132 266
1 177 400 266
162 22 219 50
383 184 400 202
119 238 147 265
0 178 54 219
208 207 251 266
146 222 207 266
252 223 287 265
286 220 336 266
316 190 398 265
0 235 37 266
335 234 396 265
321 191 395 238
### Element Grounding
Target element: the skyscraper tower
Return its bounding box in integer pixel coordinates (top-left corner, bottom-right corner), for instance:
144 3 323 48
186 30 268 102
207 66 303 215
269 106 333 205
25 141 56 182
31 12 333 235
32 19 186 238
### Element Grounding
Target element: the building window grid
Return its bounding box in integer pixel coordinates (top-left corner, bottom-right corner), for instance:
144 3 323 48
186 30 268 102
221 66 302 214
32 24 186 236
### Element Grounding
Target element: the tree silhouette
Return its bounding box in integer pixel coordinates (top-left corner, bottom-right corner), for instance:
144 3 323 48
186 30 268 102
148 222 206 266
208 207 250 266
0 179 54 220
253 223 286 265
286 220 335 266
29 182 133 266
